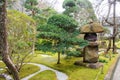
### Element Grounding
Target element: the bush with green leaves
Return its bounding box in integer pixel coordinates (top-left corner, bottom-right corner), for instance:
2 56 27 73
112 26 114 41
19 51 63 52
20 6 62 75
7 10 36 71
36 14 88 64
47 14 78 32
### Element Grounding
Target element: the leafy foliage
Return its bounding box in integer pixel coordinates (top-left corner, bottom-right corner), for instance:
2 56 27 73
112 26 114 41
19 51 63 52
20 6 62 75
63 0 76 8
7 10 36 69
34 8 57 25
30 70 57 80
24 0 40 16
36 14 88 57
63 0 97 26
25 0 38 8
63 0 79 15
47 14 78 32
7 0 16 8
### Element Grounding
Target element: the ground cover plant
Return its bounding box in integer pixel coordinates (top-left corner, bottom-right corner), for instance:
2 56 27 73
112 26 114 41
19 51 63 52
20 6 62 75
0 61 40 79
26 51 118 80
30 70 57 80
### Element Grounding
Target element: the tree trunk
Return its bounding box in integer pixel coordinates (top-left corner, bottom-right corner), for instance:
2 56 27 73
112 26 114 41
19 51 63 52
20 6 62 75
105 38 111 54
112 0 117 54
31 36 35 54
0 0 20 80
57 52 61 64
105 37 112 60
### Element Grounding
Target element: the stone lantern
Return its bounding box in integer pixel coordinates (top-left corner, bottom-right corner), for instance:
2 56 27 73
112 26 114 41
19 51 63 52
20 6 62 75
80 22 104 63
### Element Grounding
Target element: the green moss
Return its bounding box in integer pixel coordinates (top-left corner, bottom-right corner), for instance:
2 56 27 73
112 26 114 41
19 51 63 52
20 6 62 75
116 41 120 48
0 62 6 74
27 52 118 80
0 77 5 80
19 64 40 79
30 70 57 80
35 51 55 55
97 54 118 80
0 62 6 68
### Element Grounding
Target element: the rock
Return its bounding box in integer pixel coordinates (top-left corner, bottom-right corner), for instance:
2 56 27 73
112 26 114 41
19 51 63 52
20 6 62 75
74 61 103 69
83 44 99 63
87 62 103 69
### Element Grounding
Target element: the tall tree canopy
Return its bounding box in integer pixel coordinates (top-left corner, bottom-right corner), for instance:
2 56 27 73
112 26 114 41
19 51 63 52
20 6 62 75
63 0 97 26
24 0 40 16
34 8 57 25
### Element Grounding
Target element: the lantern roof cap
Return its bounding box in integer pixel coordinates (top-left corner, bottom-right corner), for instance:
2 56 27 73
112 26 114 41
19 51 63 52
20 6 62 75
80 22 104 33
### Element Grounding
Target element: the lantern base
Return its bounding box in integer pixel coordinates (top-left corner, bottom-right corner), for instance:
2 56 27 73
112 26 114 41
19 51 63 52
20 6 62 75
83 42 99 63
74 61 103 69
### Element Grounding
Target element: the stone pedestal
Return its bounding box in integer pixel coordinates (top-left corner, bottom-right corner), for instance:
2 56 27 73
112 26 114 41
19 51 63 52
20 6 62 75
83 42 99 63
74 61 103 69
78 22 104 67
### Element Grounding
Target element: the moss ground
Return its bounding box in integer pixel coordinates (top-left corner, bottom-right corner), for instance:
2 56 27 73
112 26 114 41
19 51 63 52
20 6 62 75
0 50 118 80
0 62 40 79
19 64 40 79
27 51 118 80
30 70 57 80
0 77 5 80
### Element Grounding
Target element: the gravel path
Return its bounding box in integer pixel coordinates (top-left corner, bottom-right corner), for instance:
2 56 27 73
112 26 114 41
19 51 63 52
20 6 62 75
1 60 68 80
0 62 68 80
21 63 68 80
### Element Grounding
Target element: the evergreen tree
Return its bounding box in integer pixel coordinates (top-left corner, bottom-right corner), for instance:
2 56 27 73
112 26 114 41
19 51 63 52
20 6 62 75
63 0 97 26
36 14 88 64
24 0 40 16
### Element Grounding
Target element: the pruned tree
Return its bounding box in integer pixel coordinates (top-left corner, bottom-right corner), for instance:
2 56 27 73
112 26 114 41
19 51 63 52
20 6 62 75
0 0 20 80
36 14 88 64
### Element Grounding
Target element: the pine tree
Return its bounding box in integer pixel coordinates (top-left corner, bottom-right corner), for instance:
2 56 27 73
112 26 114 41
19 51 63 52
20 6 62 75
36 14 88 64
24 0 39 16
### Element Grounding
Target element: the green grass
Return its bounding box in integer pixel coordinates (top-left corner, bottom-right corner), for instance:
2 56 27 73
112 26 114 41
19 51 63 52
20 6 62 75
0 77 5 80
0 62 6 68
96 54 118 80
35 51 55 55
116 41 120 48
30 70 57 80
0 51 118 80
0 62 6 80
0 62 6 74
19 64 40 79
26 52 119 80
0 62 40 79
